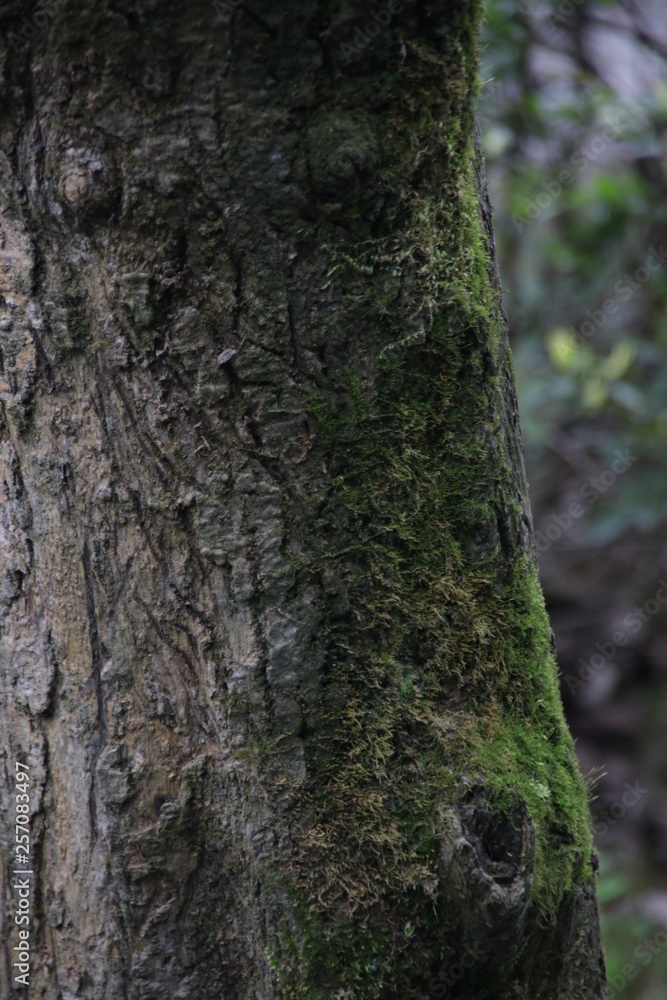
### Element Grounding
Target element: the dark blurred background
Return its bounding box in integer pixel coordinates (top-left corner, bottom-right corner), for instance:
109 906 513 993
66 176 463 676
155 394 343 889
479 1 667 995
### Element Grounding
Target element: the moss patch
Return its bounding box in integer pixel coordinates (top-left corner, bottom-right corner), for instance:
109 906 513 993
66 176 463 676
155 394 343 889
263 2 595 995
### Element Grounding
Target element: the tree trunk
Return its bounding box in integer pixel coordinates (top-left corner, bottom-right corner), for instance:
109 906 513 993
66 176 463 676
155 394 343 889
0 1 605 997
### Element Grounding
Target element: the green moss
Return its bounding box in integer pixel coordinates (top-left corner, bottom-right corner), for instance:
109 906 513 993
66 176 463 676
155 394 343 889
264 2 595 994
462 561 594 920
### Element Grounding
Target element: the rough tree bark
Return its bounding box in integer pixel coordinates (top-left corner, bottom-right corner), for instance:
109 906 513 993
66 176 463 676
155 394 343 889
0 1 606 997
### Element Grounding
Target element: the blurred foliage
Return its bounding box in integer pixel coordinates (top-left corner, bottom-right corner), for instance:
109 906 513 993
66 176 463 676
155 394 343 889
599 847 667 1000
480 0 667 544
479 1 667 995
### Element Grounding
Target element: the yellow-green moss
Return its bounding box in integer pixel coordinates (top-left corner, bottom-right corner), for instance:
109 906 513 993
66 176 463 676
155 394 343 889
462 560 594 919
